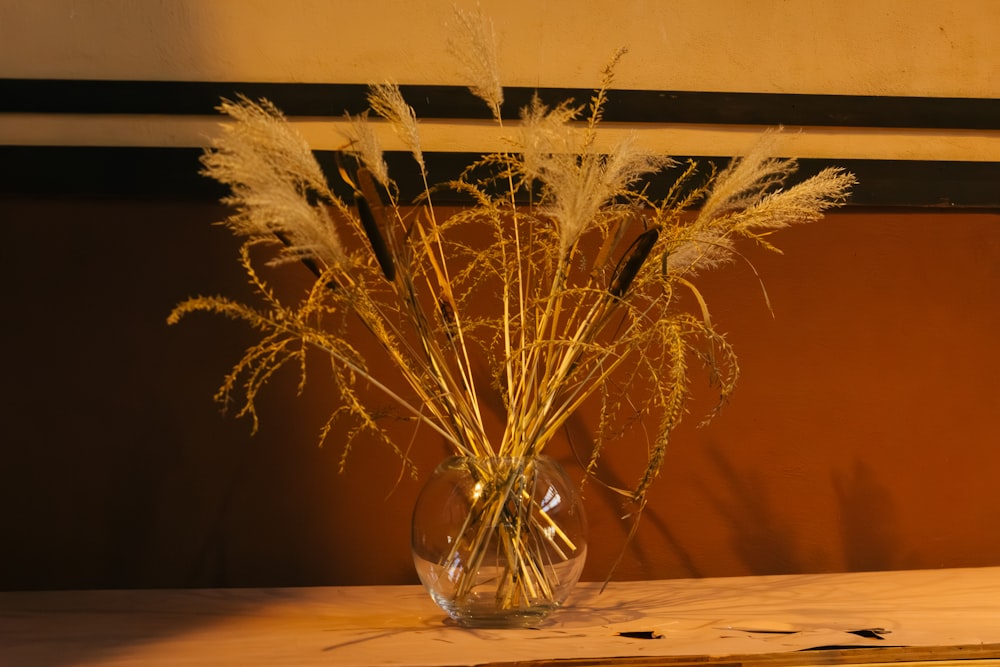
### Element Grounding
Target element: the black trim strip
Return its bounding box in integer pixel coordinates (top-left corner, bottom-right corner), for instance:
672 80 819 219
2 79 998 129
2 146 997 208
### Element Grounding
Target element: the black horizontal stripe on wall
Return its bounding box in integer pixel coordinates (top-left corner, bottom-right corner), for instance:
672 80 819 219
2 146 997 208
2 79 998 129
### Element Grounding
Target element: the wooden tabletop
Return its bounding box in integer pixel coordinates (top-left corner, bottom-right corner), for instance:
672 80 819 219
2 566 999 666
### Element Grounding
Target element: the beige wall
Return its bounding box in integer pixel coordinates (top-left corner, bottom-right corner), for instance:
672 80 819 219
2 0 996 96
1 1 998 161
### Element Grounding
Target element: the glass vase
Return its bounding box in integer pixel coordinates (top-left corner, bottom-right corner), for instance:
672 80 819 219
411 455 588 628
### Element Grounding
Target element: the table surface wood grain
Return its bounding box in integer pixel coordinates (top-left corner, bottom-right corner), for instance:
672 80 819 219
2 566 999 666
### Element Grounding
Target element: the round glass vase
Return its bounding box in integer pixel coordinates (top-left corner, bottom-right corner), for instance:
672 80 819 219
411 455 588 628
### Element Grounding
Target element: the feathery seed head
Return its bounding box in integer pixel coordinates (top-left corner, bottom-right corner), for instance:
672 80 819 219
448 3 504 119
344 111 390 189
367 82 424 172
203 96 346 268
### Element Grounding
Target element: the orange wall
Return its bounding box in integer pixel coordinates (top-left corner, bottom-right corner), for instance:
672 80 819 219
1 197 998 590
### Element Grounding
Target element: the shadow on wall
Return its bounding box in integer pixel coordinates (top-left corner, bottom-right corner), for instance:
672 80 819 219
588 414 929 581
704 446 909 574
834 460 908 572
560 406 707 582
698 444 807 575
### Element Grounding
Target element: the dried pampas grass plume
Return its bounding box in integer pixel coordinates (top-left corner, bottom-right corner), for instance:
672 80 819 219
448 3 504 119
665 130 856 276
201 95 347 269
343 111 390 189
368 81 425 173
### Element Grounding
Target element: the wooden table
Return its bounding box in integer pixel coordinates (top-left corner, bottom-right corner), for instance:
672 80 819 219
2 567 999 666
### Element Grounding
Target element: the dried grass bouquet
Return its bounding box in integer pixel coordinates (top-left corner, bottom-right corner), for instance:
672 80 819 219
170 7 854 612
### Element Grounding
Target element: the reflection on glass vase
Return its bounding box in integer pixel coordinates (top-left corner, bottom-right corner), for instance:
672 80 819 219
411 455 588 628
